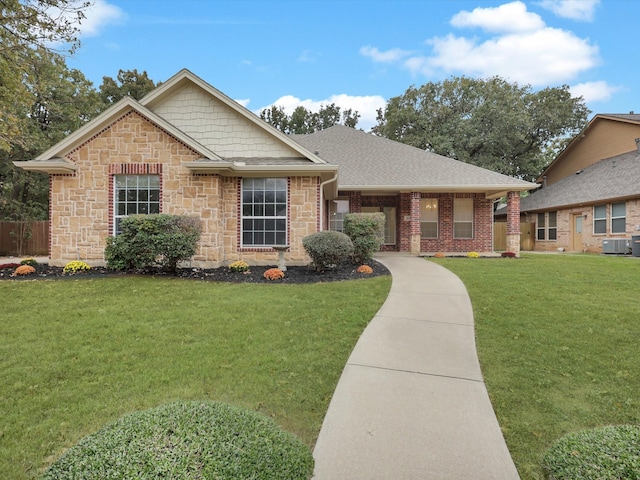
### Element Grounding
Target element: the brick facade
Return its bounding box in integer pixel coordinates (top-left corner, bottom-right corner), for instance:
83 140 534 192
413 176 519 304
48 111 319 267
524 198 640 253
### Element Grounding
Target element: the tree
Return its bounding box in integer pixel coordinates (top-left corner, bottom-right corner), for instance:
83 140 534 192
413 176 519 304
260 103 360 134
373 76 589 181
1 50 102 221
99 69 157 106
0 0 91 151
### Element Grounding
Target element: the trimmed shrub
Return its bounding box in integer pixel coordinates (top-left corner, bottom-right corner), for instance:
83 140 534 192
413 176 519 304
343 213 385 264
264 268 285 280
41 401 314 480
542 425 640 480
302 231 353 272
105 214 200 272
20 258 38 267
63 261 91 274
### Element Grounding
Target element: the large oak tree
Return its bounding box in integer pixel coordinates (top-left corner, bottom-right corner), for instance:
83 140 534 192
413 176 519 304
373 76 590 181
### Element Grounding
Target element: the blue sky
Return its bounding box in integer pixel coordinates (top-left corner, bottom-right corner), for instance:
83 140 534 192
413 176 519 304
68 0 636 131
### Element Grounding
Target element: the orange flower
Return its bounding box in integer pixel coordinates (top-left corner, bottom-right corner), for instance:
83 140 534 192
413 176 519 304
263 268 285 280
434 252 445 258
356 265 373 274
13 265 36 276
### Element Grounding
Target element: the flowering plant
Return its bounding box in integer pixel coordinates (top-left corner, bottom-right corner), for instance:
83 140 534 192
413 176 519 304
467 252 479 258
13 265 36 276
228 260 249 272
20 258 38 267
63 261 91 273
434 252 445 258
263 268 285 280
356 265 373 274
0 263 21 270
501 251 517 258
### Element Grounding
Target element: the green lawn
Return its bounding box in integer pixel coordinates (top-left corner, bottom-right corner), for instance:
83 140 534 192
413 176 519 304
0 275 391 479
432 253 640 480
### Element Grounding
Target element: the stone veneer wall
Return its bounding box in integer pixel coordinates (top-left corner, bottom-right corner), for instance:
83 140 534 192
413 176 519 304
49 110 319 267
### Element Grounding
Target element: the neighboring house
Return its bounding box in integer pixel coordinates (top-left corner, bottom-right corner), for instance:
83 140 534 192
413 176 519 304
15 69 535 267
516 114 640 253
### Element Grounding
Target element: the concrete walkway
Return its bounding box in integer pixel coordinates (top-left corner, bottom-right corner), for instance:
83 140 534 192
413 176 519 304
313 253 520 480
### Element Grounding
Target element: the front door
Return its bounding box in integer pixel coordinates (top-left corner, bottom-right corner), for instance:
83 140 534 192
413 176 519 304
571 214 583 251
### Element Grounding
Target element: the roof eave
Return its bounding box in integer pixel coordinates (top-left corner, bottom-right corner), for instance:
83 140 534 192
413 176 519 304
338 184 538 197
13 158 78 174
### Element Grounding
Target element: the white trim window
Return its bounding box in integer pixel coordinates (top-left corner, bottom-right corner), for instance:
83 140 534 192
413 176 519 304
241 178 287 247
453 198 473 239
548 211 557 240
420 198 438 238
593 204 607 234
114 175 160 235
537 212 546 240
329 199 349 232
611 202 626 234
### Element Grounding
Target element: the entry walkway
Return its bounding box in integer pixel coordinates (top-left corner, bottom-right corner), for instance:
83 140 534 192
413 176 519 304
313 253 520 479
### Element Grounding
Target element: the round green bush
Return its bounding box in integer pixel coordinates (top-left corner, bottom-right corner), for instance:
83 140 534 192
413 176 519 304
542 425 640 480
302 230 353 271
41 401 314 480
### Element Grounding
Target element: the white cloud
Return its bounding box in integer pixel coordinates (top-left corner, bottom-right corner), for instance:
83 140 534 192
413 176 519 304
570 81 618 103
360 46 411 63
258 94 387 132
537 0 600 21
411 27 599 86
77 0 126 37
451 1 545 33
235 98 251 108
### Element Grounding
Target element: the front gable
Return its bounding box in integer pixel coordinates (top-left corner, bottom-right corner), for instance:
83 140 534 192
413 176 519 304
149 83 301 159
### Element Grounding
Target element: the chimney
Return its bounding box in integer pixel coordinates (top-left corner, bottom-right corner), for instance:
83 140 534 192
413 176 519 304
636 138 640 153
542 175 547 188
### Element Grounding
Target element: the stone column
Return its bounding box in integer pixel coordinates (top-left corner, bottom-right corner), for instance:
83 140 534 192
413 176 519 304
506 191 521 256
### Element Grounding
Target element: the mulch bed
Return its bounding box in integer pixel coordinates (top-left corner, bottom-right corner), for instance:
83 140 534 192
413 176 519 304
0 260 390 284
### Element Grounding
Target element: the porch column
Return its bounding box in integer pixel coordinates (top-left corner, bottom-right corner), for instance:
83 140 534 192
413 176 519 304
410 192 421 255
506 191 521 256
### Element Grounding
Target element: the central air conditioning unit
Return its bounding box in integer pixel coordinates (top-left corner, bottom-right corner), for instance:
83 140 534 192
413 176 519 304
602 238 630 254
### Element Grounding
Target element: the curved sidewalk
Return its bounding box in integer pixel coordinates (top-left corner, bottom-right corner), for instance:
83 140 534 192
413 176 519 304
313 253 520 479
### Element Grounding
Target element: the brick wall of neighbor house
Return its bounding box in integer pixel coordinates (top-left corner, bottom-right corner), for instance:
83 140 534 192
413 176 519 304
525 198 640 253
49 110 319 267
412 193 494 253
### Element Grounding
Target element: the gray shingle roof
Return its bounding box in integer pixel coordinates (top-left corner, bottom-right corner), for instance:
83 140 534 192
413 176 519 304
292 125 535 192
520 149 640 212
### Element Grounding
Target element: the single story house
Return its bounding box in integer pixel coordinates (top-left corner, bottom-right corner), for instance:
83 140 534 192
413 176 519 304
515 114 640 253
16 69 535 267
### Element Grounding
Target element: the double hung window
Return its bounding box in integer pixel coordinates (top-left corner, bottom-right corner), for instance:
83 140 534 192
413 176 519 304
241 178 287 246
453 198 473 238
113 175 160 235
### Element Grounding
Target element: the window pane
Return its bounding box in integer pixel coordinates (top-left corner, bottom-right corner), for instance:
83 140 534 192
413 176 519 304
454 199 473 238
421 222 438 238
594 204 606 220
454 223 473 238
594 219 606 234
241 178 288 246
612 202 625 217
537 213 546 228
548 228 557 240
612 218 626 233
548 211 557 228
420 199 438 222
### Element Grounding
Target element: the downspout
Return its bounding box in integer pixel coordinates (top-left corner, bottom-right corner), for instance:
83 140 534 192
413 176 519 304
319 173 338 231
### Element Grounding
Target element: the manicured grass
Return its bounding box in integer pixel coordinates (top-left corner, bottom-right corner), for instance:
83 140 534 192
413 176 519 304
0 275 391 479
431 254 640 480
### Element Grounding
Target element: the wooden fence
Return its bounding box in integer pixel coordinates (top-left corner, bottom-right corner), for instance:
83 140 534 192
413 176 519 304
493 222 535 252
0 221 49 256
